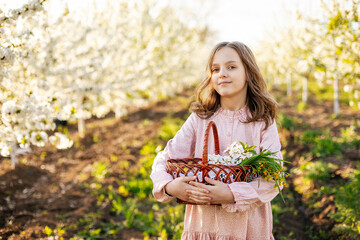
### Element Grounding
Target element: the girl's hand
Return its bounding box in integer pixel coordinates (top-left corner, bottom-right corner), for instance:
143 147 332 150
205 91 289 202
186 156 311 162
165 176 210 203
188 177 235 205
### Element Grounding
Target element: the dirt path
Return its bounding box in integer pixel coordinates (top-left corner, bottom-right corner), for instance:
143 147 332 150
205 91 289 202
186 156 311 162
0 89 192 239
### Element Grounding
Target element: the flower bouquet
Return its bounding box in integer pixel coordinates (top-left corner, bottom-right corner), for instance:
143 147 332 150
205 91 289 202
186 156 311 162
208 140 289 201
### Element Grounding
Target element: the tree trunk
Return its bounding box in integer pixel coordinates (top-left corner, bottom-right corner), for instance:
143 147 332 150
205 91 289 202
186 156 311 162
302 76 308 103
287 74 292 96
334 74 339 115
332 35 340 116
10 144 18 168
78 118 85 138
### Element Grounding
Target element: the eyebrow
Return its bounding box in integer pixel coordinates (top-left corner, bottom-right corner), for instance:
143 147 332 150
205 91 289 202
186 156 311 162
212 60 239 66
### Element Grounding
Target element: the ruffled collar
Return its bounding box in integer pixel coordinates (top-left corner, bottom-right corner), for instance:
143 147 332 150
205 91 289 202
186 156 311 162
215 105 248 121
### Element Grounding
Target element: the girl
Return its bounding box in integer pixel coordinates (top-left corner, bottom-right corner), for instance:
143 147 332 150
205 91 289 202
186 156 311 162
150 41 283 240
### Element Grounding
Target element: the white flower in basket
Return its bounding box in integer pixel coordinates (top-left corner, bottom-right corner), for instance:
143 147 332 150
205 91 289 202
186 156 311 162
208 141 254 165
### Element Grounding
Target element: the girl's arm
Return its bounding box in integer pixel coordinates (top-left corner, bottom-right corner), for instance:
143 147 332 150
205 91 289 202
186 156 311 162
221 121 283 212
150 113 201 202
187 121 283 208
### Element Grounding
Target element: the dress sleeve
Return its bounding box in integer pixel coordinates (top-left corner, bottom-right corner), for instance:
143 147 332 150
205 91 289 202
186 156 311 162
150 113 197 202
222 121 283 212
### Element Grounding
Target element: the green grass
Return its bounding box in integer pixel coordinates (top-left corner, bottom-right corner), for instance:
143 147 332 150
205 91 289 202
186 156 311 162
297 130 345 157
277 113 296 131
61 113 187 239
330 170 360 237
157 116 185 141
300 160 335 182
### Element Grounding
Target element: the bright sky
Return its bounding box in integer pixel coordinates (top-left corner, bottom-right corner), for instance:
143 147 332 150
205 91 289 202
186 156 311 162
1 0 323 49
208 0 322 45
167 0 323 49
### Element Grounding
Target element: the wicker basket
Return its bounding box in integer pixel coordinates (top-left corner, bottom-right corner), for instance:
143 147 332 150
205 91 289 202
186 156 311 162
166 121 253 204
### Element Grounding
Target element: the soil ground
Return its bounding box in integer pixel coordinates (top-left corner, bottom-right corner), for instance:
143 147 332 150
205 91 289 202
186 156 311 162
0 87 359 239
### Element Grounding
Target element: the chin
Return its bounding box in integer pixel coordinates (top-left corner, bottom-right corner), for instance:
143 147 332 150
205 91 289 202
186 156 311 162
218 91 234 97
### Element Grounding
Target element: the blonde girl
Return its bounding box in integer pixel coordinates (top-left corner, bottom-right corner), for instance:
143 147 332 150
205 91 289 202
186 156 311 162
151 41 283 240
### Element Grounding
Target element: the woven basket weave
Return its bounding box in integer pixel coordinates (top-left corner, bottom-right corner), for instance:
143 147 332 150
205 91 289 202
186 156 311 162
166 121 253 204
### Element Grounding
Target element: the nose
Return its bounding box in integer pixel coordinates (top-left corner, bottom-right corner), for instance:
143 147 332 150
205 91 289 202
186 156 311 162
219 68 228 78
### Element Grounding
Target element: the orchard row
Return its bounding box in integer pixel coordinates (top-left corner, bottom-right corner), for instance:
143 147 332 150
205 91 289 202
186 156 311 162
0 0 210 165
257 0 360 115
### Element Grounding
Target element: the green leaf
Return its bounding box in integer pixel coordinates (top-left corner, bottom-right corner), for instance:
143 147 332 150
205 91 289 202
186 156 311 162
238 141 245 150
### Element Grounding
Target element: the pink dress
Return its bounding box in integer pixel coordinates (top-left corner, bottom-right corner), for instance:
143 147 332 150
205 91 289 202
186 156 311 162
150 107 283 240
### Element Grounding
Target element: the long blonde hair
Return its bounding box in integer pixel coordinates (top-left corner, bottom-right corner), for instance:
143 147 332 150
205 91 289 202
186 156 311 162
191 41 277 130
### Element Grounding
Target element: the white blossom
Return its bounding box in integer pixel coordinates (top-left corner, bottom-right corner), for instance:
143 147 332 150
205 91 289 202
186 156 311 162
49 132 73 149
0 48 15 64
225 141 245 158
0 142 11 157
344 85 353 92
243 152 253 159
1 100 19 122
15 131 30 148
30 131 48 147
208 154 223 164
223 156 233 164
208 141 256 165
334 36 342 46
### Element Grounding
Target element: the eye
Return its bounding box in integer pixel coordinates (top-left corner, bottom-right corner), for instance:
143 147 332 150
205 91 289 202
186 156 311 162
228 65 236 70
211 68 219 73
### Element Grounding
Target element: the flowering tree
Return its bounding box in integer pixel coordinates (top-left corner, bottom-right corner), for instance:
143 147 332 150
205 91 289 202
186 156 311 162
28 0 209 136
321 0 360 114
0 0 210 166
0 0 75 166
257 0 360 114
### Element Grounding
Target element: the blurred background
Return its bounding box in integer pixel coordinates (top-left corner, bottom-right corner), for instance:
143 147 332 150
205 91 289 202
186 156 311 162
0 0 359 239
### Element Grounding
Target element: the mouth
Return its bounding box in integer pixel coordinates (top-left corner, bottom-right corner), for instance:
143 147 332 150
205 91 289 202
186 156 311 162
219 82 231 86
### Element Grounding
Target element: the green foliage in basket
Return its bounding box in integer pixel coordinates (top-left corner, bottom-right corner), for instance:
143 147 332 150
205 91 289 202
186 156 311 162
239 145 289 202
210 141 289 202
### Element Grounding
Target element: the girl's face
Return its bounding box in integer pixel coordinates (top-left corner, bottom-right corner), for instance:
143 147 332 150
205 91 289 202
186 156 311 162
211 47 247 101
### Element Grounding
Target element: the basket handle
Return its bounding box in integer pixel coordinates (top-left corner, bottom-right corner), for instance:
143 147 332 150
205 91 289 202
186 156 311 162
202 121 220 165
